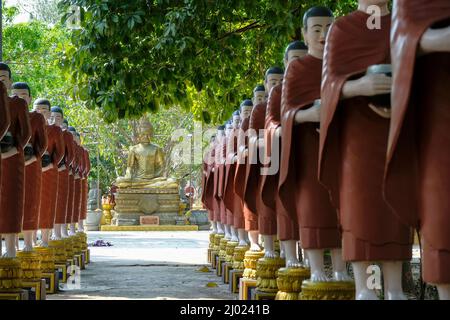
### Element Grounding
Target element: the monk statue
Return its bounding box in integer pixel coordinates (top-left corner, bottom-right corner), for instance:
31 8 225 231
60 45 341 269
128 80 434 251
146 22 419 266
319 0 413 299
245 67 284 258
116 118 176 189
384 0 450 300
0 63 32 258
11 83 48 252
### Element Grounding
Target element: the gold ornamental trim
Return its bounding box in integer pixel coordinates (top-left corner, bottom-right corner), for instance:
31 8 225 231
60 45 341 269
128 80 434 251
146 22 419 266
300 280 355 300
0 258 23 290
243 250 264 280
276 267 311 293
35 246 56 273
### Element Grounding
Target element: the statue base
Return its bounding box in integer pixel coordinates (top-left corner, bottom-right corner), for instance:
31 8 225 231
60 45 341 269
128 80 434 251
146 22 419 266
17 251 42 282
242 250 264 280
276 267 311 300
256 257 285 293
300 280 356 300
0 258 23 291
112 187 181 226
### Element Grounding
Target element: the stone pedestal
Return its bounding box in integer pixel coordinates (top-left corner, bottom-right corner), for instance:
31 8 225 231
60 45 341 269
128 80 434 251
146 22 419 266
112 187 181 226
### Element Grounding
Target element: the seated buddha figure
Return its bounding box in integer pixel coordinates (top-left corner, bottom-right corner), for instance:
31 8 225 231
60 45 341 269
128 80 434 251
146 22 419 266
116 118 177 189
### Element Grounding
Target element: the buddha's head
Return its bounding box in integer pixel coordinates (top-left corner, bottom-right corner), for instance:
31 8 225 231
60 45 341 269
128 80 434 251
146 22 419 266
284 41 308 67
11 82 32 106
265 67 284 94
240 99 253 120
50 106 65 127
302 6 334 59
33 98 51 121
253 85 266 105
232 110 241 129
0 63 12 90
138 118 154 144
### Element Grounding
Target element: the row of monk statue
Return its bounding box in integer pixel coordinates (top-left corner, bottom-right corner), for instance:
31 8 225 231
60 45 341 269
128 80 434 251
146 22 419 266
202 0 450 300
0 61 91 293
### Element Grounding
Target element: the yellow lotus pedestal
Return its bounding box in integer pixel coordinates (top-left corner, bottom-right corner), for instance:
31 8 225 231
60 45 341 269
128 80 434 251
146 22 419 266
225 241 239 268
300 280 355 300
48 240 67 265
243 250 264 280
35 246 58 294
49 239 70 284
217 237 229 277
0 258 28 300
77 232 89 266
16 251 42 282
276 267 311 300
255 257 285 297
232 246 249 271
210 234 224 269
207 233 215 264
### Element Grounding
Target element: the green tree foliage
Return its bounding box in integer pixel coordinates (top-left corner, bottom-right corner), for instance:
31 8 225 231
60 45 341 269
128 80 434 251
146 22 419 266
59 0 358 124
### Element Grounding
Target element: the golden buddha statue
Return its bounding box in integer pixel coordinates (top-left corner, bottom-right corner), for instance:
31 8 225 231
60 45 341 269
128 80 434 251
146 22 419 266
116 118 177 189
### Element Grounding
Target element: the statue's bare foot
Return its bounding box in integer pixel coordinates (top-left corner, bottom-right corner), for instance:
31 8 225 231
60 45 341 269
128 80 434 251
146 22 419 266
286 259 303 269
2 252 15 258
37 241 48 248
280 249 286 259
333 271 352 282
310 271 329 282
385 291 407 300
230 236 239 242
357 289 379 300
22 245 34 252
264 250 278 259
238 240 248 247
250 243 262 252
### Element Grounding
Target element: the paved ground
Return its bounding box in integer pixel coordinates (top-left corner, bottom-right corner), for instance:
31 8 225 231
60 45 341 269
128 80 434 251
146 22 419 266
48 231 236 300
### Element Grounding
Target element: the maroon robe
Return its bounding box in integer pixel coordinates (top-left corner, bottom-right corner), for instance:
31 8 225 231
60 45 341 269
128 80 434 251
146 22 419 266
67 142 80 224
244 102 277 235
223 128 244 229
260 85 285 237
0 97 31 234
39 125 64 229
319 11 412 261
80 148 90 221
218 135 232 225
72 144 83 223
202 147 216 221
54 130 73 224
23 112 47 231
279 54 340 248
385 0 450 283
0 83 10 184
234 117 251 230
216 137 227 224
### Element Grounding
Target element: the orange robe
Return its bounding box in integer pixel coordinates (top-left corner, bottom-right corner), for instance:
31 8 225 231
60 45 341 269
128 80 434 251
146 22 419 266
259 86 284 236
385 0 450 283
80 148 90 221
54 130 73 224
202 148 215 221
0 83 10 211
70 144 82 223
39 125 64 229
23 112 48 231
223 128 244 229
233 118 250 230
63 132 76 224
0 97 31 234
72 144 83 223
279 54 340 248
319 11 412 261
